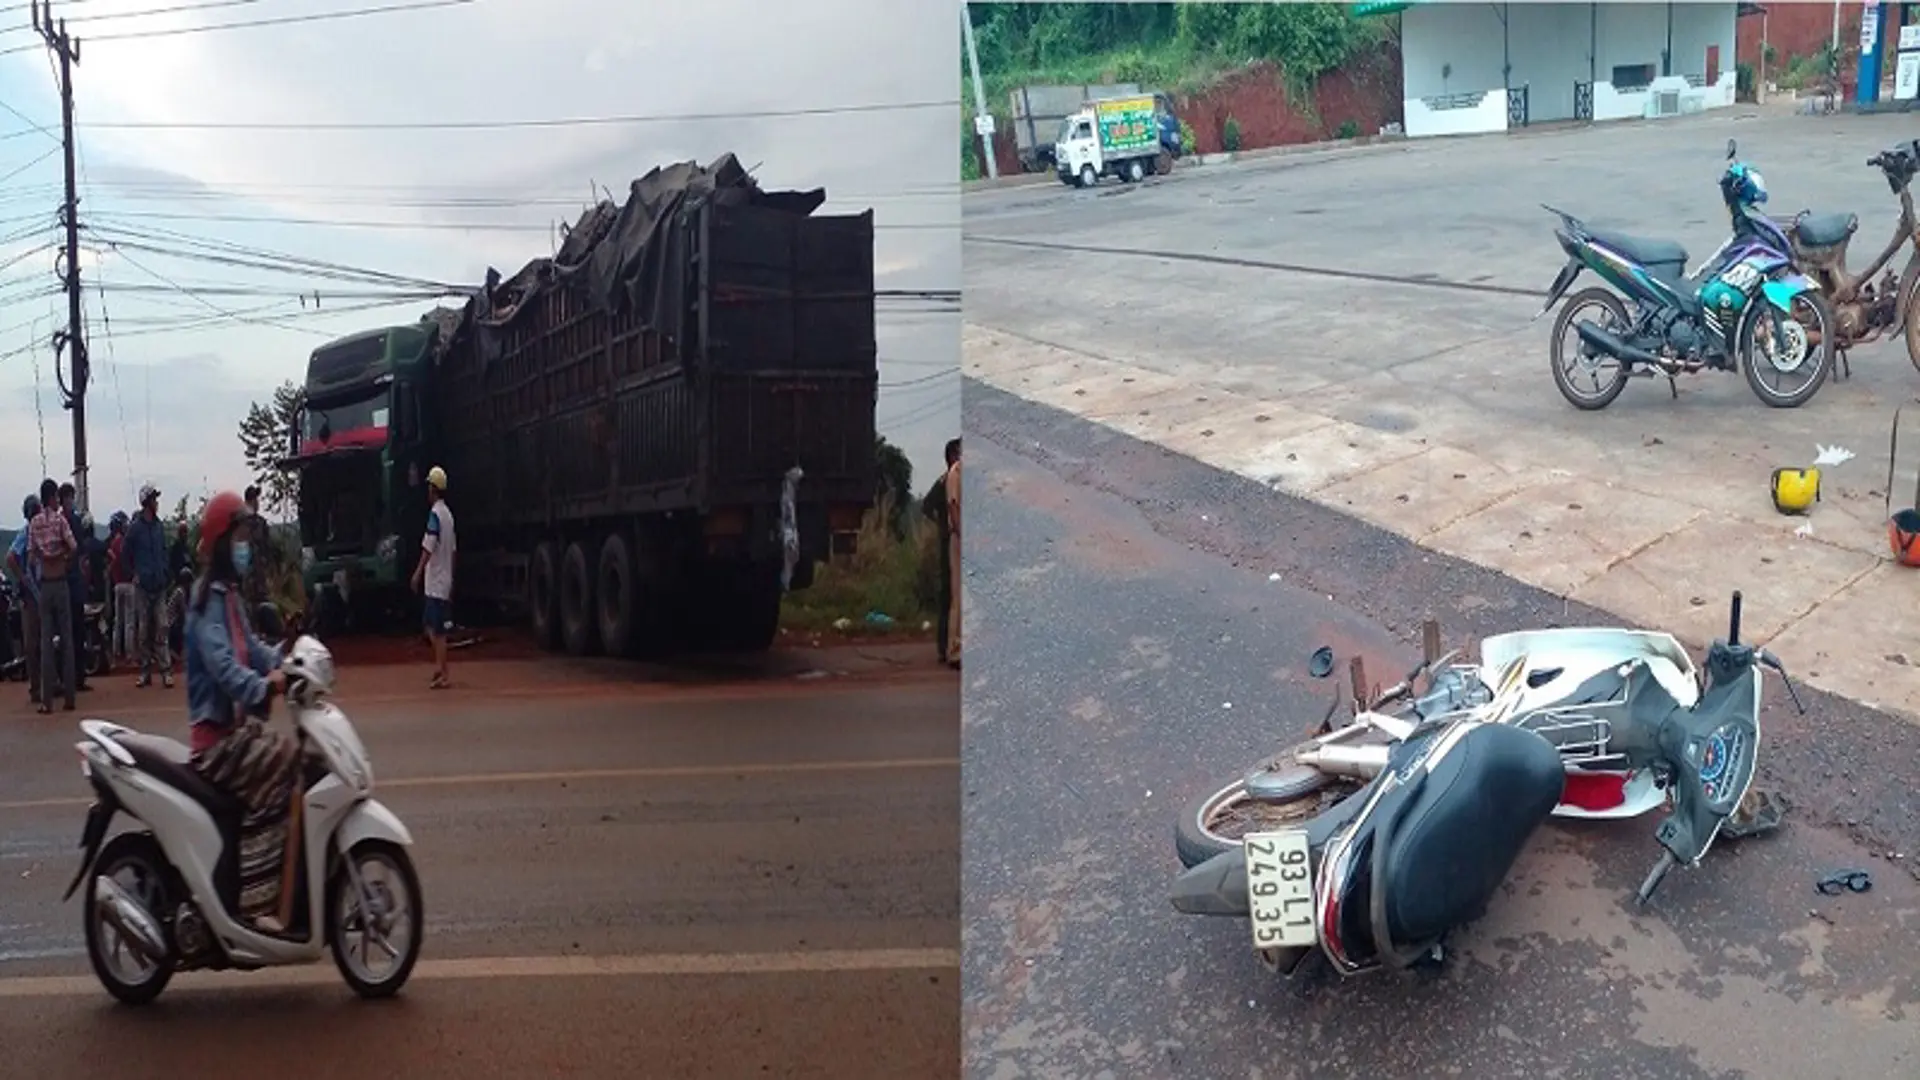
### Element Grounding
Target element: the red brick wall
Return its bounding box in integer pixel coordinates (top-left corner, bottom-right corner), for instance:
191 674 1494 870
1737 4 1859 70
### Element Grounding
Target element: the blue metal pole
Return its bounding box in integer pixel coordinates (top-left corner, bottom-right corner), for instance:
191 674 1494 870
1858 0 1888 104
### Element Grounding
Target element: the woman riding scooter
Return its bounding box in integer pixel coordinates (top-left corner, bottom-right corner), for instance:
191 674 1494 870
183 490 300 934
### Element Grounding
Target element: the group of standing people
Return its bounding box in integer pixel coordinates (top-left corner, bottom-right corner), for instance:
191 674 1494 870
922 438 962 670
6 481 194 713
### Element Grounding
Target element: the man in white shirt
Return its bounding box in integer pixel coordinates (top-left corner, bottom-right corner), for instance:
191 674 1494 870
410 466 456 689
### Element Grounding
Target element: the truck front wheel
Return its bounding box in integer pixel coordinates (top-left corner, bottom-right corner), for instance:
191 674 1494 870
1078 165 1097 189
559 541 597 656
528 542 560 651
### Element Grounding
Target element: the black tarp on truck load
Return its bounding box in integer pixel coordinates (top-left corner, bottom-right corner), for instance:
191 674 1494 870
430 153 876 533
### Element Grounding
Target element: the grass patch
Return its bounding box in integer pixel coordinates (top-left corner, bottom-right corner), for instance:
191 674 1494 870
781 496 942 637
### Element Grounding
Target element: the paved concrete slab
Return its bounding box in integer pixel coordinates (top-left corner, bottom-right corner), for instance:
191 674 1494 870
1316 444 1535 539
965 105 1920 721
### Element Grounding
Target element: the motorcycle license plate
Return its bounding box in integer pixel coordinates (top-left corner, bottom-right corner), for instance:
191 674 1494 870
1244 829 1315 950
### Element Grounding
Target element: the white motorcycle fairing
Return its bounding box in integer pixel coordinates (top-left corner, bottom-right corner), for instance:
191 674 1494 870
1478 628 1696 821
75 702 411 967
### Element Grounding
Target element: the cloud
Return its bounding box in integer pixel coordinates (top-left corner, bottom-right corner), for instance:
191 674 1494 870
0 0 959 525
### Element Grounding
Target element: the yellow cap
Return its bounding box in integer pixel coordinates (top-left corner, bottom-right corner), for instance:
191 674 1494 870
426 466 448 491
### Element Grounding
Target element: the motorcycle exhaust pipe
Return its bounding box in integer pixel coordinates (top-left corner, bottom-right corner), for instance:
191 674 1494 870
1295 742 1390 777
95 876 170 964
1574 321 1664 369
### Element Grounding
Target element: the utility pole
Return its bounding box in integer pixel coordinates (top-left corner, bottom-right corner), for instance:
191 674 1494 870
33 0 88 515
962 3 997 180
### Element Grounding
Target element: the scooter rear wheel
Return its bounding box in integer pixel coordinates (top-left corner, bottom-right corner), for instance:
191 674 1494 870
1175 762 1353 870
84 832 176 1006
1550 289 1632 411
329 840 424 999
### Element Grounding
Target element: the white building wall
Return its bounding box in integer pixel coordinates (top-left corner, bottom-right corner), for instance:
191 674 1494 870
1669 1 1739 106
1593 2 1671 119
1398 3 1739 138
1507 3 1594 123
1401 3 1510 136
1401 3 1508 100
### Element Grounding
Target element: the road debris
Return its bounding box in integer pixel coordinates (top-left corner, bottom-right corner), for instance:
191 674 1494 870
1812 444 1856 467
1815 869 1873 896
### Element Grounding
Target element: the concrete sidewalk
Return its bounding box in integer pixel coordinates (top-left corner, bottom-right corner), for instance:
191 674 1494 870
965 322 1920 723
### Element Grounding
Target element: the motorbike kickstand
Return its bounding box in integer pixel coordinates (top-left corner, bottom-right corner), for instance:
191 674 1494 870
1836 347 1852 381
1667 375 1679 399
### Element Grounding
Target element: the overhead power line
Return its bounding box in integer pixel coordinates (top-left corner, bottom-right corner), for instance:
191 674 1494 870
0 0 474 57
0 0 263 38
0 143 59 185
54 98 962 132
84 207 957 232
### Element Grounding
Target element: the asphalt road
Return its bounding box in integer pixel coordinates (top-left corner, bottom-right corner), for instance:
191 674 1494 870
0 646 960 1079
961 384 1920 1080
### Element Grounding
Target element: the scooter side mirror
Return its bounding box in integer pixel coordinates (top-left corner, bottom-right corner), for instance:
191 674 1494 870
254 603 285 641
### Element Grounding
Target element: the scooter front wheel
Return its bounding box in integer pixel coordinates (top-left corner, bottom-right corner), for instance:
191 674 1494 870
329 839 424 999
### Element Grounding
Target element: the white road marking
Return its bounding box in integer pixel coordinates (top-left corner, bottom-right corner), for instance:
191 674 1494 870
0 948 961 998
0 757 961 812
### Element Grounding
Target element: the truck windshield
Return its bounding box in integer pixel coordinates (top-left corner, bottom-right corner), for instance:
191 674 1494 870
305 387 390 442
298 456 385 554
1056 118 1075 143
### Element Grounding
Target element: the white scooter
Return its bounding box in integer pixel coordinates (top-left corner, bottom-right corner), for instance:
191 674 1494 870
1175 619 1701 869
66 635 424 1005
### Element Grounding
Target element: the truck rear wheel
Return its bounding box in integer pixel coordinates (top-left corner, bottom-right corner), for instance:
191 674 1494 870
559 541 597 656
1123 158 1144 183
528 542 560 652
596 532 637 658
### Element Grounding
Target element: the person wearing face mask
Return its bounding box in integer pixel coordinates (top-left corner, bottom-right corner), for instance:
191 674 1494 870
183 490 300 934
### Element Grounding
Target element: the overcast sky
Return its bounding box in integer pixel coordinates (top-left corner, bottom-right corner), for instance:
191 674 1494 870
0 0 958 529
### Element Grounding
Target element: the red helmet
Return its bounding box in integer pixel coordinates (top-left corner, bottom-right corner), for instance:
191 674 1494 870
198 490 253 564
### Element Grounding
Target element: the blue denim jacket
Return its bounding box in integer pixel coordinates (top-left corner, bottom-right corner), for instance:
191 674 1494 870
184 580 281 734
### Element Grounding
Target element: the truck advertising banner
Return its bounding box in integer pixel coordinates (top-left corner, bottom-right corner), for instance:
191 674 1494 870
1093 96 1158 156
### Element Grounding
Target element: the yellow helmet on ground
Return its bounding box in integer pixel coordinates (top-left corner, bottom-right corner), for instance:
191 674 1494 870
426 465 448 492
1771 467 1820 514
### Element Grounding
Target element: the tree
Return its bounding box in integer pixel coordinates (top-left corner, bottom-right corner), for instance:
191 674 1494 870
237 380 306 519
873 436 914 539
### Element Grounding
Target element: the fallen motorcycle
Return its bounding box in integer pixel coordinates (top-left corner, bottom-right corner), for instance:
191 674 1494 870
1173 619 1689 872
67 635 422 1004
1540 138 1835 411
1170 592 1798 979
1779 138 1920 377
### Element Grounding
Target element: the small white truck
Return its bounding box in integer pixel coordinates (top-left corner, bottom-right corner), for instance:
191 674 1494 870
1054 95 1165 188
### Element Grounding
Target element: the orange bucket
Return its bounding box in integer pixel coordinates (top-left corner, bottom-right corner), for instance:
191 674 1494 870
1886 403 1920 567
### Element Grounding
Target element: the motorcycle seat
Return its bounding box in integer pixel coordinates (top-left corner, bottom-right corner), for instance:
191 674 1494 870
115 732 245 820
1794 211 1857 248
1588 228 1688 269
1373 723 1564 950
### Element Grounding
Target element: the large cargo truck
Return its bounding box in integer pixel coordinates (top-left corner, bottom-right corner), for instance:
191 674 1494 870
288 153 878 656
